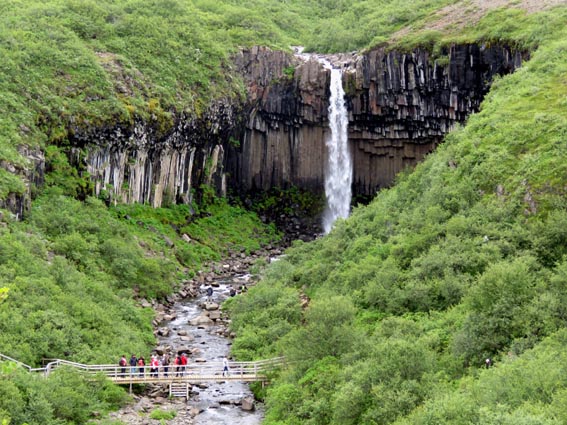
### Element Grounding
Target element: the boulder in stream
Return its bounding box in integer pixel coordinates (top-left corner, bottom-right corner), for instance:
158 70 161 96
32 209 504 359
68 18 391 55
241 397 255 411
204 302 219 311
189 314 214 326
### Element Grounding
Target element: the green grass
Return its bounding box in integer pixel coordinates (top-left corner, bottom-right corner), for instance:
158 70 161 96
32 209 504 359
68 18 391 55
149 408 177 420
2 1 567 424
0 192 279 424
0 0 310 198
3 0 565 202
227 13 567 425
394 5 567 52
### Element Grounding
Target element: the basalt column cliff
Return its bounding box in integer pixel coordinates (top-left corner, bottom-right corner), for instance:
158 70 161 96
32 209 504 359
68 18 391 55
2 43 526 219
228 44 525 199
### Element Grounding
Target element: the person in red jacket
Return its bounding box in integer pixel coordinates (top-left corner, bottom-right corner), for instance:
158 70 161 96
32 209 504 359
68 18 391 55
119 355 127 377
174 354 181 377
180 352 188 376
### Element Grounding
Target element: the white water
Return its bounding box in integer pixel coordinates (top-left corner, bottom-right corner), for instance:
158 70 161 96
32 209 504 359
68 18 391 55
322 63 352 234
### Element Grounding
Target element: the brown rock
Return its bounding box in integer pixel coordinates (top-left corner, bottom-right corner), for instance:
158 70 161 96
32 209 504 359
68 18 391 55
241 397 255 411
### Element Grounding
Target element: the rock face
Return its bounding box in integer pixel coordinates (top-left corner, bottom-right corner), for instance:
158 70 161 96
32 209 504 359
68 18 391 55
0 146 44 219
3 43 526 217
228 46 329 196
228 44 525 198
69 101 240 207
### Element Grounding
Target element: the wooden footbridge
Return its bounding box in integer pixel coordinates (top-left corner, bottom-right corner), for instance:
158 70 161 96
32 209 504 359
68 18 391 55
0 353 285 398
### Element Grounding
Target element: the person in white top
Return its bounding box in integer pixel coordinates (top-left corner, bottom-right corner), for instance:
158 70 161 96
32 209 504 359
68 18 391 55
150 354 159 378
222 357 230 377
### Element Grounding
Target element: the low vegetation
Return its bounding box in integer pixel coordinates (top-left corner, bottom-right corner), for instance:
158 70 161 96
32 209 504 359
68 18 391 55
226 9 567 425
149 408 177 420
0 189 279 424
2 0 567 424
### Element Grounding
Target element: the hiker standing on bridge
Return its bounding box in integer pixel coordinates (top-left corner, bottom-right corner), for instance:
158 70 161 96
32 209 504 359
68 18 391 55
222 356 230 377
161 353 170 377
129 354 137 376
119 355 127 377
138 356 145 377
181 352 188 376
150 354 159 378
174 354 182 377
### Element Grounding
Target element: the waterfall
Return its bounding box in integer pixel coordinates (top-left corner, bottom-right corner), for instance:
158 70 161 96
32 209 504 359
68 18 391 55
322 63 352 234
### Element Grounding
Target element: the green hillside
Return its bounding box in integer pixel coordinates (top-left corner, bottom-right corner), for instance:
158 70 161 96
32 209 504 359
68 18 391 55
1 0 567 423
226 5 567 424
0 192 279 424
0 0 464 197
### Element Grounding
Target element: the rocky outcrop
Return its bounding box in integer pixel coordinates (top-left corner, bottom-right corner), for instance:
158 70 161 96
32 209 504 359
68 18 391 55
2 43 526 218
71 43 525 209
228 44 526 198
69 102 239 207
0 146 44 219
228 46 329 196
348 44 524 194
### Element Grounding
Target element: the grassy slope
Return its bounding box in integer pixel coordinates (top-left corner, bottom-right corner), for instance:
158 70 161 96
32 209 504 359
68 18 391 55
0 188 279 424
0 0 461 199
1 0 566 423
225 4 567 425
0 190 279 365
0 0 308 198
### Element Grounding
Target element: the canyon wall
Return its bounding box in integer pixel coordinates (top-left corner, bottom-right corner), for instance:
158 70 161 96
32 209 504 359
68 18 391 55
0 146 44 219
229 44 525 199
2 43 526 217
69 103 239 208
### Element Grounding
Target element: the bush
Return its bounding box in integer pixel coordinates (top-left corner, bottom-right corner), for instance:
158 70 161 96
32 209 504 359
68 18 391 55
149 408 177 420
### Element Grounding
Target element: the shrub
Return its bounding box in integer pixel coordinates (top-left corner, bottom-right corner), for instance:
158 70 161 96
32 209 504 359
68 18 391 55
149 408 177 420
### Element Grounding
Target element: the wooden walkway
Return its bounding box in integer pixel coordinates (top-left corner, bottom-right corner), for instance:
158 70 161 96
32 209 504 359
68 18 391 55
0 353 284 385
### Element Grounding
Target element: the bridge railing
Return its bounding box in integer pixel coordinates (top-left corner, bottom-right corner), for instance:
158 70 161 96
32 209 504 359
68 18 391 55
0 353 46 373
38 356 286 382
1 353 285 382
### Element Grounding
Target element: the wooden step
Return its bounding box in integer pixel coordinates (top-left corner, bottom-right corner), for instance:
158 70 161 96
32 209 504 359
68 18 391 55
169 383 189 398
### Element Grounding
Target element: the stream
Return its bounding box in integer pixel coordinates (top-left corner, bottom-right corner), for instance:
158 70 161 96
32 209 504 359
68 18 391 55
166 276 264 425
105 271 265 424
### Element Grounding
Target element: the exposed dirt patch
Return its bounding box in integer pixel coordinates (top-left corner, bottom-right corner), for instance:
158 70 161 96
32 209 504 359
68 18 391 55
392 0 567 40
95 51 148 98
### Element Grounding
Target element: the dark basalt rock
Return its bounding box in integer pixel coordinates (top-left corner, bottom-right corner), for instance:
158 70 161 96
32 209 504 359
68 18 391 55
227 44 526 199
68 101 242 207
3 43 526 222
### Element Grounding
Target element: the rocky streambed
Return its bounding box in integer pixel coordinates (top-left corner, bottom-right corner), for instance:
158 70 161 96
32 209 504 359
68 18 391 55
103 246 285 425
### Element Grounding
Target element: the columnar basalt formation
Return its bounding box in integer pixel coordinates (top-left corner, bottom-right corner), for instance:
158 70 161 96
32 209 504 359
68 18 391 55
69 103 238 207
2 43 526 218
75 43 525 208
347 44 524 195
229 44 525 199
0 146 44 219
228 47 330 196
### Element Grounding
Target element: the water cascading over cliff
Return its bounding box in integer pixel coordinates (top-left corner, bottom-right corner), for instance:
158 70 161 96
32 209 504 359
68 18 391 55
321 62 352 233
228 44 525 219
3 44 526 222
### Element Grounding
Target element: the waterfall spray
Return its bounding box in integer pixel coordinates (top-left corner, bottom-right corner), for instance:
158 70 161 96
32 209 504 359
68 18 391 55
322 63 352 234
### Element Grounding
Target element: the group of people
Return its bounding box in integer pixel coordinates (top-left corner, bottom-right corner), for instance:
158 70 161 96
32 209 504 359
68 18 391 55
116 284 238 379
118 353 231 378
119 353 188 378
